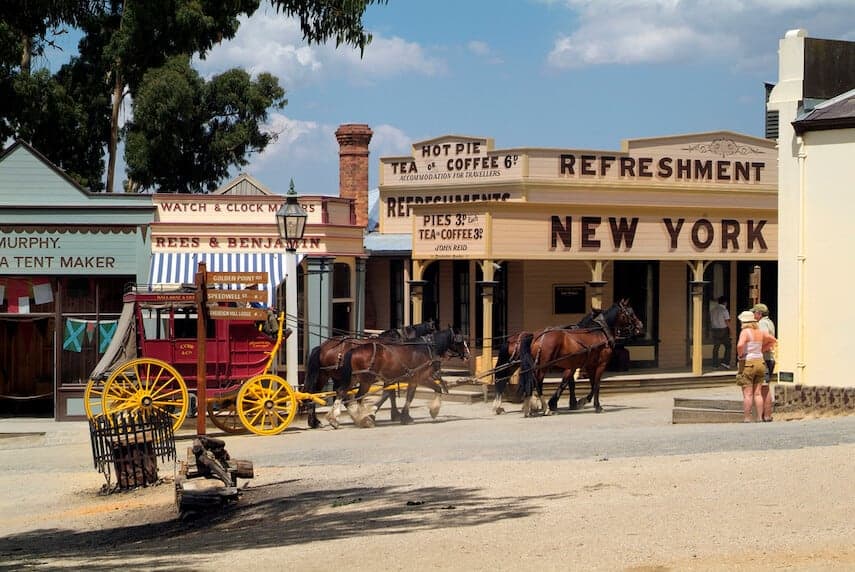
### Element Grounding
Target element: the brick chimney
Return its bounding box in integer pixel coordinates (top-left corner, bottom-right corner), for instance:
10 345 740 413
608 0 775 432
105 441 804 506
335 124 373 229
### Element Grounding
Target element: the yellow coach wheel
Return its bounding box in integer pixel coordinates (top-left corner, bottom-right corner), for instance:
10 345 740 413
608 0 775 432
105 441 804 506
237 374 297 436
84 378 105 420
101 358 189 432
207 393 249 434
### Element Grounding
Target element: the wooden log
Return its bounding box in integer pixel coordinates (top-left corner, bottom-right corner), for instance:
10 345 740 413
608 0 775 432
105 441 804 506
228 459 254 479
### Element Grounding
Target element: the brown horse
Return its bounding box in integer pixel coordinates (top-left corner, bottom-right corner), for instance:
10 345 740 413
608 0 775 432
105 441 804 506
517 299 644 416
330 327 470 428
303 321 435 428
491 310 603 414
494 300 644 416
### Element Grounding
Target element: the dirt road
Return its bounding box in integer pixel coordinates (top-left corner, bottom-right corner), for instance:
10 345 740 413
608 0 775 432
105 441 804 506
1 388 854 571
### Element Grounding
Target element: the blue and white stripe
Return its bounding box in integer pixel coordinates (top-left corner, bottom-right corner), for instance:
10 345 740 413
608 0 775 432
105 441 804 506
148 252 303 308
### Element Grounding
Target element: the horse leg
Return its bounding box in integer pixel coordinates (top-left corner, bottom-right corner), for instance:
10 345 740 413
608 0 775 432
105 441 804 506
325 396 344 429
492 392 505 415
538 374 551 416
426 373 444 419
399 378 420 425
347 377 376 428
547 374 569 411
590 362 609 413
572 367 589 409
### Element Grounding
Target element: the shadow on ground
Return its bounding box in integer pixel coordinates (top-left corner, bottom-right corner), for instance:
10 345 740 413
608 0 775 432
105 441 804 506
0 482 566 571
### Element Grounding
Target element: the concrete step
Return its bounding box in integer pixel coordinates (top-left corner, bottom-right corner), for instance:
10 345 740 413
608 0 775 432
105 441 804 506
672 407 745 424
673 398 742 411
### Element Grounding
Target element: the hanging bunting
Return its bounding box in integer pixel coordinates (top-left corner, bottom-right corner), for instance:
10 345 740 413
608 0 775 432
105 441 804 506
6 280 28 313
98 320 118 353
85 321 97 343
32 278 53 305
63 318 87 352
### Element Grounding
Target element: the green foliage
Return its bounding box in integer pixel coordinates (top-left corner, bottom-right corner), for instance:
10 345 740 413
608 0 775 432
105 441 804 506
0 0 384 192
125 56 286 193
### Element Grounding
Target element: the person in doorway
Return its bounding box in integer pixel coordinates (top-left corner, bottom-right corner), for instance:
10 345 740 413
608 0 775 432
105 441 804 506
736 310 777 423
753 303 777 421
710 295 732 368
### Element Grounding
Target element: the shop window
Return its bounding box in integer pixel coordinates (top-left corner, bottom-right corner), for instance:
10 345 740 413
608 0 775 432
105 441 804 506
699 262 731 341
475 262 507 349
63 277 96 313
333 263 351 298
614 261 658 345
390 259 404 329
421 263 440 325
453 261 470 336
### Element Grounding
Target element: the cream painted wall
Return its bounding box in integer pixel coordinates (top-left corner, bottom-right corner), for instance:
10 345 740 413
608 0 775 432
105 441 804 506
659 262 688 368
800 127 855 386
767 30 806 383
520 260 609 330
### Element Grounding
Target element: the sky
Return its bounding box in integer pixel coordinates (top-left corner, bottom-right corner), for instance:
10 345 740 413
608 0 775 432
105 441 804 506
42 0 855 195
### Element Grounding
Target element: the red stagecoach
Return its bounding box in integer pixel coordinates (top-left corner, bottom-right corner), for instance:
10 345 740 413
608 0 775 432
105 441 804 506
84 284 298 435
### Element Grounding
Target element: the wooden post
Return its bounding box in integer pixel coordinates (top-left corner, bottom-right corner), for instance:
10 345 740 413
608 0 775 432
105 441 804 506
195 262 207 436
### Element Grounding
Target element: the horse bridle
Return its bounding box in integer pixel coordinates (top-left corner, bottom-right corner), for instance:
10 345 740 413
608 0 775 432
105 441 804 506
613 305 640 340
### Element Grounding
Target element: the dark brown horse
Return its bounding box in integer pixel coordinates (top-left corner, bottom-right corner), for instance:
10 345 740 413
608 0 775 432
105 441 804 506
330 327 470 428
493 300 643 416
303 320 435 428
491 310 603 414
517 299 643 416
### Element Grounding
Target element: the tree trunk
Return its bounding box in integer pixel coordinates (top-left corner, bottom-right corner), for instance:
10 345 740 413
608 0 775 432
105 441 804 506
106 68 122 193
20 33 31 75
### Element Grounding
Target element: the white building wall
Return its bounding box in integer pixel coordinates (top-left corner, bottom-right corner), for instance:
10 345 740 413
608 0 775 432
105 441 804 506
801 128 855 386
767 29 806 383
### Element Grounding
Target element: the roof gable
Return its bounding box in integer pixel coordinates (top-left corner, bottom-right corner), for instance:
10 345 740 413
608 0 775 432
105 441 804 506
213 173 275 196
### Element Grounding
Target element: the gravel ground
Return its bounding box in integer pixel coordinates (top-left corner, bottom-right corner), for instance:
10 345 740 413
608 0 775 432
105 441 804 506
1 387 854 571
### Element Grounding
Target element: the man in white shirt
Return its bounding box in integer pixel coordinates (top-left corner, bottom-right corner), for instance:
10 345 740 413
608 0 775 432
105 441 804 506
710 295 731 368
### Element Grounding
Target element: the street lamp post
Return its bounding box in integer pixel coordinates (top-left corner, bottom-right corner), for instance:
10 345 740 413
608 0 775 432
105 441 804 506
276 180 307 390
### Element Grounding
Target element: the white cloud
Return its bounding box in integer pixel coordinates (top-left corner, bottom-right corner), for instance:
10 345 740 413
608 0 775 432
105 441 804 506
195 4 444 87
467 40 504 65
370 124 412 158
547 0 855 70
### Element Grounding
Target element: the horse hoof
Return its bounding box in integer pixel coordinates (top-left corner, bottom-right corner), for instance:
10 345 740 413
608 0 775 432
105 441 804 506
574 398 589 410
547 399 558 412
400 416 414 425
307 417 321 429
494 407 505 415
595 406 604 413
390 411 400 422
359 416 375 428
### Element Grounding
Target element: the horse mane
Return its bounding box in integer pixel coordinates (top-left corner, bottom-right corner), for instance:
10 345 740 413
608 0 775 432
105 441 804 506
432 328 453 355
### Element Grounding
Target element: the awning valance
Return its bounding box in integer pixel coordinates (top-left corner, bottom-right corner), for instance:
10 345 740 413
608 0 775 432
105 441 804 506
149 252 303 308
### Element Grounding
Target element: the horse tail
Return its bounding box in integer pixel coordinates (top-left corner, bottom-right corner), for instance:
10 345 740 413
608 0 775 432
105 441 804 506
494 339 513 394
304 345 322 393
517 333 536 398
339 348 355 391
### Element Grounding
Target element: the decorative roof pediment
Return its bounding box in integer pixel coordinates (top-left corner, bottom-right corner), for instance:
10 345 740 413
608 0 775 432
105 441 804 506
213 173 275 196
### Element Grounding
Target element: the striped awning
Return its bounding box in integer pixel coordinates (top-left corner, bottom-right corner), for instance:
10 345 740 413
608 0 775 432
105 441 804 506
148 252 303 308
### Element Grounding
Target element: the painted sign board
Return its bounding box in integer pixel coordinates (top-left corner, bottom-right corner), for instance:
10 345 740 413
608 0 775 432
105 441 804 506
206 271 268 284
208 307 268 320
206 289 268 303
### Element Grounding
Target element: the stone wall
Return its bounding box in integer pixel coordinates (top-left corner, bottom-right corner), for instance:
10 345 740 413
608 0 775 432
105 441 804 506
774 384 855 412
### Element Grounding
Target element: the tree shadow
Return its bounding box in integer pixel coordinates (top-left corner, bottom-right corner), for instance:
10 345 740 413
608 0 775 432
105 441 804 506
0 483 568 571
